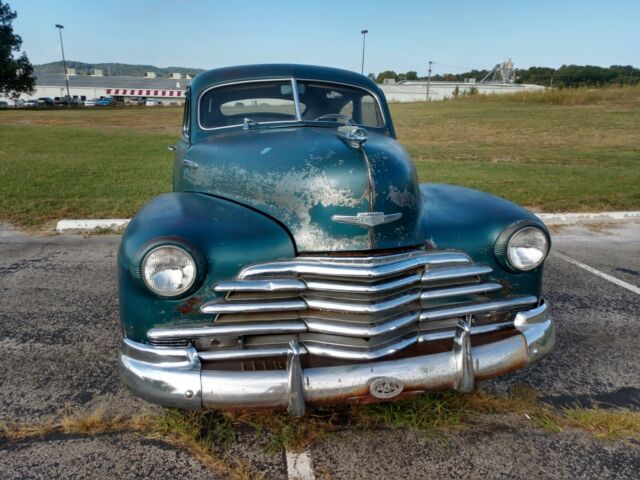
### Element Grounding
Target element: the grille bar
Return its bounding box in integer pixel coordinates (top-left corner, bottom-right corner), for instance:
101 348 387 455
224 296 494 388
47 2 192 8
305 290 420 314
422 264 492 282
304 272 422 293
201 299 306 314
148 321 307 341
421 282 502 300
419 295 537 322
238 251 471 279
214 279 306 293
303 311 420 337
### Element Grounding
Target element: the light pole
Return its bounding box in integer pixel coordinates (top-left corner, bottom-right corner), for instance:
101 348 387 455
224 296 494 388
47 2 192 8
426 60 432 101
55 24 71 105
360 29 368 75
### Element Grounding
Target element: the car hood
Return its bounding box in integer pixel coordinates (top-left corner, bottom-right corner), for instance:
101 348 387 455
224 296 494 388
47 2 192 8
179 127 425 252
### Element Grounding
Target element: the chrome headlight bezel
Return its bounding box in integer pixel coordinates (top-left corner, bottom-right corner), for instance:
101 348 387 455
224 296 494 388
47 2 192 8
141 245 198 298
495 220 550 272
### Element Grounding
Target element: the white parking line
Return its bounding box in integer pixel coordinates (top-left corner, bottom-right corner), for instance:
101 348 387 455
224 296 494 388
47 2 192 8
554 252 640 295
286 450 315 480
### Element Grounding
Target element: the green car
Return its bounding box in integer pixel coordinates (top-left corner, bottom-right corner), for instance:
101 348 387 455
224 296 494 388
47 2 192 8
118 64 554 415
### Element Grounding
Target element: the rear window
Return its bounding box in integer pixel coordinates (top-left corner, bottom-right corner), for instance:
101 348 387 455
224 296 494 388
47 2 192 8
200 81 297 129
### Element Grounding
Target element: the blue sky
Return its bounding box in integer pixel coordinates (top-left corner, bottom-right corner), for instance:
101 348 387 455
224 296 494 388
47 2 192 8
11 0 639 75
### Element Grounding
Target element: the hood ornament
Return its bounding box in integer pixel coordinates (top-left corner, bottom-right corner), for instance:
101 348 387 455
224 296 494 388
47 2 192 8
332 212 402 228
337 125 368 149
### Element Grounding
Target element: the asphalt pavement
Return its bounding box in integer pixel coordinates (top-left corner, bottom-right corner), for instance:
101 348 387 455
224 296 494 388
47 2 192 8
1 222 639 479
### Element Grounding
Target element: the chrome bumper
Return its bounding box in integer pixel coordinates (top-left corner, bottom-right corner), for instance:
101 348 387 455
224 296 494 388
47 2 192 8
118 303 554 415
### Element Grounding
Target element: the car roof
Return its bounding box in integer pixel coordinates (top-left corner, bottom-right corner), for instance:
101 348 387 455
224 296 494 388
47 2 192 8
189 64 382 98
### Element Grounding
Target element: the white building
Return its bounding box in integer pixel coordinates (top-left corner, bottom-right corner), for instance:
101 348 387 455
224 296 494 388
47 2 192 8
7 73 190 105
380 80 545 103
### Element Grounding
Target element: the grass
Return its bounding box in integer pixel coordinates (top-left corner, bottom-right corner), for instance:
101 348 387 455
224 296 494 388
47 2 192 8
1 86 639 228
2 389 638 475
0 407 259 479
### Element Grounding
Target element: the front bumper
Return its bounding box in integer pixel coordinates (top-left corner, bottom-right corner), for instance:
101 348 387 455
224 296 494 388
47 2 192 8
118 302 554 415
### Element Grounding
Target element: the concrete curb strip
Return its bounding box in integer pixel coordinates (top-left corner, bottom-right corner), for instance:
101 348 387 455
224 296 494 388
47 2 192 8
536 211 640 225
55 211 640 233
56 219 130 233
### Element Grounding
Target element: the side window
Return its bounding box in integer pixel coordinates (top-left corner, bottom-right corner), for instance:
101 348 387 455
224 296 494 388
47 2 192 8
182 89 191 137
360 96 381 127
339 101 354 117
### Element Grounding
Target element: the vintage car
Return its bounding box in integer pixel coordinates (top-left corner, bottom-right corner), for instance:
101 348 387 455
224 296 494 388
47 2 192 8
118 64 554 415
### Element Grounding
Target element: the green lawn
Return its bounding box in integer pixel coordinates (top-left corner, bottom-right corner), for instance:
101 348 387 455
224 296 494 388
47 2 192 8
1 87 638 228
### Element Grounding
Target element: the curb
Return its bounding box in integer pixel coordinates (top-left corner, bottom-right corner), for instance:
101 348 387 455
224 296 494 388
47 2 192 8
535 211 640 225
55 219 130 233
55 211 640 233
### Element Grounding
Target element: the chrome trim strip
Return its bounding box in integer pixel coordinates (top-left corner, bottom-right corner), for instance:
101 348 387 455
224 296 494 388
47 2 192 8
290 78 302 121
305 290 420 313
238 252 471 279
214 279 306 293
304 334 420 360
420 295 538 322
304 272 422 293
200 299 306 314
421 282 502 300
148 321 308 341
197 345 308 361
303 311 420 337
422 264 493 282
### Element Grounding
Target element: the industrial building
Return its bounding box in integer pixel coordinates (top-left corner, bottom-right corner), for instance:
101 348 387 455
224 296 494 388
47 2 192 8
380 80 544 102
380 59 545 102
8 71 191 105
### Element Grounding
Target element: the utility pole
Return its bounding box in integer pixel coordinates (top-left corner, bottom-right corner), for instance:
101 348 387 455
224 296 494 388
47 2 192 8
360 30 368 75
426 60 432 101
55 24 71 105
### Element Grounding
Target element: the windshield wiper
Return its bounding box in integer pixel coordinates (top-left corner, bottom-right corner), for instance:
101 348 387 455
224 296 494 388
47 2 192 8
242 117 260 130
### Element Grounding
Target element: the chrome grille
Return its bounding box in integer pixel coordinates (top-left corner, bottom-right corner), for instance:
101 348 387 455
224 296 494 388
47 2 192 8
148 250 538 360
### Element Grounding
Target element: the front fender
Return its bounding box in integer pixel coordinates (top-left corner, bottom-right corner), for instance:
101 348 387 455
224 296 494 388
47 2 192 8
420 183 549 297
118 192 295 342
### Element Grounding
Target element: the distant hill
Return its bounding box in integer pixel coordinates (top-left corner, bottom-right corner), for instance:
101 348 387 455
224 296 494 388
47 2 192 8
34 61 206 78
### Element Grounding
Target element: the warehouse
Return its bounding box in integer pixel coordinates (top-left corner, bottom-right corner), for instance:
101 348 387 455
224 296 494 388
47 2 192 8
14 71 190 105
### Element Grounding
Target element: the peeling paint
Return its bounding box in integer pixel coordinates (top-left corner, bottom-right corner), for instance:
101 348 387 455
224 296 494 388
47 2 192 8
387 185 417 208
186 161 369 251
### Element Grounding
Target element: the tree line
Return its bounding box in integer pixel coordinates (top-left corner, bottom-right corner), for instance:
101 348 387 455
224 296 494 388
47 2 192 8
374 65 639 87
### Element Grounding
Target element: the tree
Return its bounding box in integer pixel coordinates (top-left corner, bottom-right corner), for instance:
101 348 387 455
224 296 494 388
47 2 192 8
405 71 418 81
0 1 35 99
375 70 397 84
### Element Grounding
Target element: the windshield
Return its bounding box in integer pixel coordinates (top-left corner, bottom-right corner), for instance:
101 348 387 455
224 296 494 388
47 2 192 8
198 79 384 130
199 81 297 129
296 81 384 128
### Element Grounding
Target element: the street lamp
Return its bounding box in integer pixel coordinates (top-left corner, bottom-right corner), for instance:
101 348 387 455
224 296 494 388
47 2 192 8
360 29 368 75
55 24 71 105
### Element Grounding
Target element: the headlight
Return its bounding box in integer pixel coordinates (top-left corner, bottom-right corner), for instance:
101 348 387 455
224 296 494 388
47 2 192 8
142 246 196 297
506 227 549 271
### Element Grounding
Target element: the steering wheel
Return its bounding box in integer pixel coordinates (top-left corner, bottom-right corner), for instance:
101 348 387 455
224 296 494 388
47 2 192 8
313 113 354 125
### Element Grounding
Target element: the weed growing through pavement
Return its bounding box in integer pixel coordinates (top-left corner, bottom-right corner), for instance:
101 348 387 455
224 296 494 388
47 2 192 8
2 387 639 474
